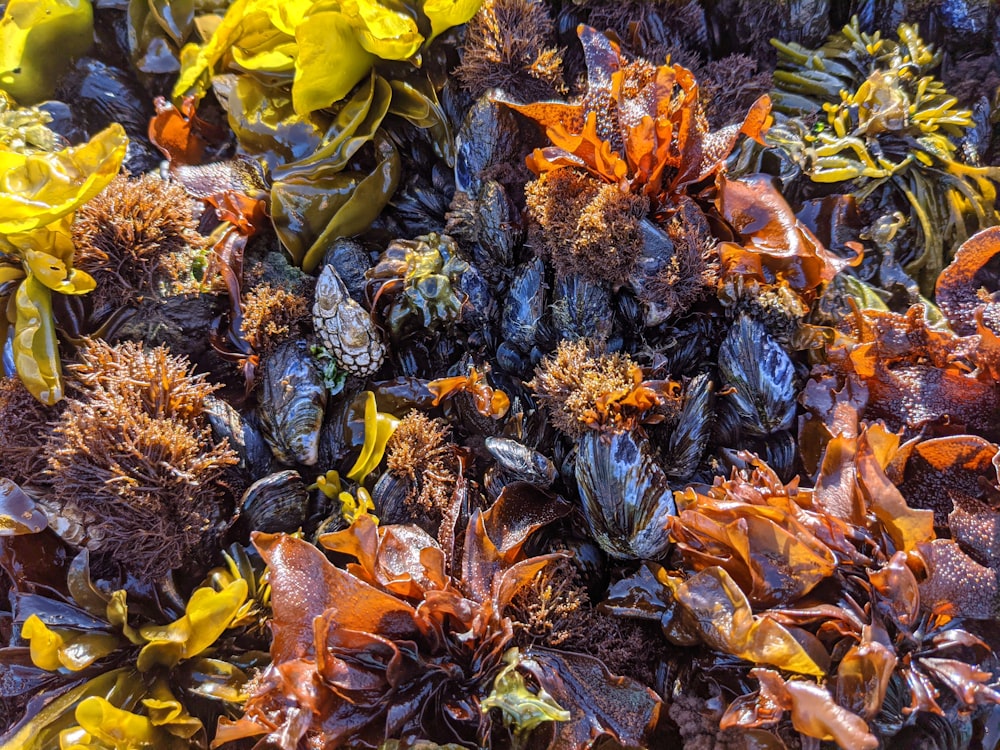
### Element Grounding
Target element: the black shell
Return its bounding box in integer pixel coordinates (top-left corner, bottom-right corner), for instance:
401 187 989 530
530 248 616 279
240 471 309 533
664 373 715 481
204 396 273 481
258 340 328 466
501 256 546 352
483 436 557 501
551 274 614 343
718 315 797 437
575 430 676 560
454 96 521 197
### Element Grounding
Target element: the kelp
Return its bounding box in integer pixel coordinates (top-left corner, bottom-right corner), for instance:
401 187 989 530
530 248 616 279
170 0 477 271
128 0 233 77
217 487 661 748
0 544 270 750
498 25 770 210
0 0 93 104
0 125 127 404
765 18 1000 293
606 443 1000 748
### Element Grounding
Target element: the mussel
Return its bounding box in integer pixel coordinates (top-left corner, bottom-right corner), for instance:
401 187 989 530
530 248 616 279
240 471 309 533
501 256 547 354
551 274 614 343
483 436 557 501
454 96 522 197
258 340 327 466
575 430 676 560
718 314 797 437
663 373 715 481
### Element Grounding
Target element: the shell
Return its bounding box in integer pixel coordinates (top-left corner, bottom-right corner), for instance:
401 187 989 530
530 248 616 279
313 264 386 377
258 340 327 466
663 372 714 481
631 218 676 327
551 274 614 342
575 430 676 560
204 395 273 480
320 239 373 301
474 180 521 277
371 471 415 525
240 470 309 533
718 314 796 437
501 256 546 353
454 96 521 197
484 437 557 502
485 437 556 488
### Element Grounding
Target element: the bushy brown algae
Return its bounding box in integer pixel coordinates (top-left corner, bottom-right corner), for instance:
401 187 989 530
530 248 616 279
43 340 237 580
455 0 565 100
71 173 208 319
525 169 649 286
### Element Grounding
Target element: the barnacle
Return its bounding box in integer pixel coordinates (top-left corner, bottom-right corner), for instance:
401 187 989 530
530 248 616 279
43 340 238 580
455 0 565 101
524 168 648 285
367 233 471 338
529 339 680 438
71 174 208 324
769 18 1000 292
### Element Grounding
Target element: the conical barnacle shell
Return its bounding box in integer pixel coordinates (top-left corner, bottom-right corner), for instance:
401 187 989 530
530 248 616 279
240 470 309 533
718 314 796 437
575 430 676 560
258 340 327 466
313 264 386 377
664 372 715 481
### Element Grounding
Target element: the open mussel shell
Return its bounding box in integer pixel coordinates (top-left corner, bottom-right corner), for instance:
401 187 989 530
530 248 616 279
258 340 327 466
240 470 309 533
575 430 676 560
718 314 796 437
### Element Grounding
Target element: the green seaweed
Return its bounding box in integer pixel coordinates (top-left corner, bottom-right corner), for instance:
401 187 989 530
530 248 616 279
763 18 1000 293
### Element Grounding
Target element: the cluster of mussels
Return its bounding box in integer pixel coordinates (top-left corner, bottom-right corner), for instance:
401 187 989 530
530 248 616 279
2 0 1000 748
